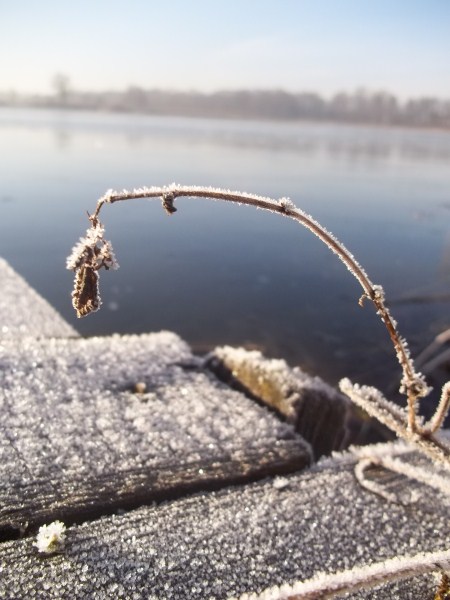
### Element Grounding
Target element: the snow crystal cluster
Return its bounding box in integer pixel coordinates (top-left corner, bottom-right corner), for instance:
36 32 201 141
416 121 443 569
277 197 296 211
34 521 66 554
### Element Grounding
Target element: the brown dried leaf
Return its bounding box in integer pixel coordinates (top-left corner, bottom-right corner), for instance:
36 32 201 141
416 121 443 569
72 266 100 318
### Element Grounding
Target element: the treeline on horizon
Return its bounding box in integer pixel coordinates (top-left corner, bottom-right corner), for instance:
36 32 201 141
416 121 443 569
2 86 450 129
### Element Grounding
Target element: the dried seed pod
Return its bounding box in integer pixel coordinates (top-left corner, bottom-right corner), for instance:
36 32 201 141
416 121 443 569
162 193 177 215
67 219 118 318
72 265 101 318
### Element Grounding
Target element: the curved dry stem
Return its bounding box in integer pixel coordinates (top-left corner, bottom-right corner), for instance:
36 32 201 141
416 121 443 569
354 452 450 503
234 549 450 599
69 184 435 432
422 382 450 435
354 457 400 503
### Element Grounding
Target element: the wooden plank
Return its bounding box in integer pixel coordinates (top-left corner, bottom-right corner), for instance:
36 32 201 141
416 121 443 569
0 332 311 538
209 346 390 457
0 258 78 339
0 442 448 599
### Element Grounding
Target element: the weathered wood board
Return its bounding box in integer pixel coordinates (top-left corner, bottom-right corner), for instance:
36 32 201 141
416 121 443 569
0 258 78 339
209 345 389 457
0 332 311 538
1 444 448 599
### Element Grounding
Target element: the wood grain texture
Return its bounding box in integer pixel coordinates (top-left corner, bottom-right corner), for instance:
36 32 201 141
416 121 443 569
1 444 448 599
208 346 390 457
0 332 311 538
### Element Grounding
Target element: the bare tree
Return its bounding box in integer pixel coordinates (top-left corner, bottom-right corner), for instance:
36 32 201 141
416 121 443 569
52 73 71 106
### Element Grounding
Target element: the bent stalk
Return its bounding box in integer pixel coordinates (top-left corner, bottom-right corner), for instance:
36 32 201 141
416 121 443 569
68 184 449 464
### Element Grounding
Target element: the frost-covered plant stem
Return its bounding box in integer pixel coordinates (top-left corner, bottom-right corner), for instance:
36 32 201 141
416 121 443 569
68 184 449 466
340 379 450 467
423 382 450 435
234 548 450 600
91 186 427 420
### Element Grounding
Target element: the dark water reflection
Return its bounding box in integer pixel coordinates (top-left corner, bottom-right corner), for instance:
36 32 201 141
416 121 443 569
1 108 449 413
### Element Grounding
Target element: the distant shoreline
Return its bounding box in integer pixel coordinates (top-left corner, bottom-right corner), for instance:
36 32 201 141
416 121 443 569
1 104 450 136
1 87 449 131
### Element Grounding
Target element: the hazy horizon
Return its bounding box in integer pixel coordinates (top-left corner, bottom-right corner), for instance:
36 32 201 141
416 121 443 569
2 1 450 99
4 83 450 103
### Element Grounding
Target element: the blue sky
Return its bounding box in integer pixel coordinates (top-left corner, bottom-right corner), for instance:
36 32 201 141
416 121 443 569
1 0 449 98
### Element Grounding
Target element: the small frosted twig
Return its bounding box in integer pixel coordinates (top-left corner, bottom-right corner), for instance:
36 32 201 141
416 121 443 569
233 549 450 600
421 348 450 376
83 184 430 428
375 454 450 496
354 452 450 504
340 379 450 469
422 382 450 435
339 378 409 436
354 458 400 503
415 328 450 367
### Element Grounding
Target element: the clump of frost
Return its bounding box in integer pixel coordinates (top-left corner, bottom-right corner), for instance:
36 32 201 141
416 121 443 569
66 221 118 272
372 284 386 303
34 520 66 554
272 476 290 490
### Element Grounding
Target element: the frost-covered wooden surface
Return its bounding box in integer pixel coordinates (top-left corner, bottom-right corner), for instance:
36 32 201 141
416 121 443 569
1 445 448 599
0 258 78 339
0 332 311 538
209 346 388 458
0 260 448 600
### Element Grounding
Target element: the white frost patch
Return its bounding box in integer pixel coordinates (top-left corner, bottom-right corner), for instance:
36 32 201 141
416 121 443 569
34 521 66 554
272 476 290 490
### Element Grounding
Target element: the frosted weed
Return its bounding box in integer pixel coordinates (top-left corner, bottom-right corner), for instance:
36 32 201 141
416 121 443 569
67 184 450 598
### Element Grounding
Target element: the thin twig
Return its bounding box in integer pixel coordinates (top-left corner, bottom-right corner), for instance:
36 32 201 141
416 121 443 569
340 379 450 468
416 328 450 367
233 548 450 599
421 348 450 376
422 382 450 435
354 452 450 503
354 457 400 503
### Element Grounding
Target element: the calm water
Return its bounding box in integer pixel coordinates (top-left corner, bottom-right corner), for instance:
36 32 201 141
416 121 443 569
1 107 449 410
